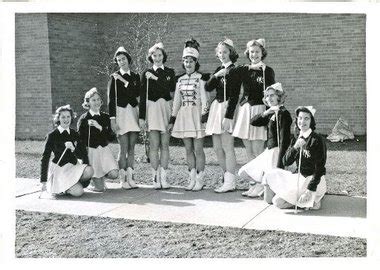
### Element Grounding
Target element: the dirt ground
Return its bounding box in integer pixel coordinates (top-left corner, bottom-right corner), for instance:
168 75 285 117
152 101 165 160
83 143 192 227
16 210 366 258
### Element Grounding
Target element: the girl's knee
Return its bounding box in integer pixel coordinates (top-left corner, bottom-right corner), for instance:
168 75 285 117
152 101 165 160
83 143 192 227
82 166 94 180
67 183 84 197
107 169 119 179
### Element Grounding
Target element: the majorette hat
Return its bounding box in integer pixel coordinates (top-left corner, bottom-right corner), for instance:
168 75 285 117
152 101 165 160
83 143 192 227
182 38 200 59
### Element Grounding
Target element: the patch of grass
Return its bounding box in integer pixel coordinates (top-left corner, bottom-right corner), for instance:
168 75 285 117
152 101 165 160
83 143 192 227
16 210 366 258
15 138 366 197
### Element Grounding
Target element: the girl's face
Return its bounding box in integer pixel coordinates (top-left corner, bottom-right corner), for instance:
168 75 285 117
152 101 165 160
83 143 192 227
183 57 196 74
265 89 279 107
217 45 231 64
297 111 312 132
249 45 263 64
59 110 72 129
116 54 129 70
89 93 102 111
151 49 164 66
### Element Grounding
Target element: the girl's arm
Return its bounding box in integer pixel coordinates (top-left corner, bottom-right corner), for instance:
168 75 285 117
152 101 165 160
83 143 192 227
139 71 147 120
307 135 327 191
73 132 89 164
265 67 275 87
40 133 53 183
205 67 221 92
250 111 271 126
282 136 299 167
277 110 293 168
107 77 117 118
169 82 181 124
76 114 88 146
224 68 240 119
199 79 209 116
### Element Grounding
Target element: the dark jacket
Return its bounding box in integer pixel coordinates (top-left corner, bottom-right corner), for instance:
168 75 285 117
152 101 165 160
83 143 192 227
40 128 89 183
139 66 176 120
107 70 141 118
282 131 327 191
250 106 292 168
205 64 240 119
236 65 275 106
77 111 113 148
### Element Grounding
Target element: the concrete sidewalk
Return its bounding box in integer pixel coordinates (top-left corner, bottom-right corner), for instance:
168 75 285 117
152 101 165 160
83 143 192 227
15 178 367 238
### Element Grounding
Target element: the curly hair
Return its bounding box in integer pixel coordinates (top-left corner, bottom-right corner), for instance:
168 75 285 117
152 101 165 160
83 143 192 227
114 51 132 65
245 41 268 61
53 105 76 126
295 107 316 131
82 87 102 110
262 87 286 106
147 47 168 64
215 42 239 63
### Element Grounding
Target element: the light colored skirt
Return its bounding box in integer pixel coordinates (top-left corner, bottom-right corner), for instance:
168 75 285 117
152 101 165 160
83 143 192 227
238 147 279 182
205 100 236 135
262 168 327 208
47 162 87 194
147 98 172 133
172 103 206 139
88 145 118 178
116 104 140 135
232 103 267 140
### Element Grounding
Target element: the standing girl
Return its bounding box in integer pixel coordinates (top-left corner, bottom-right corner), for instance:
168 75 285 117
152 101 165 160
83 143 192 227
78 88 119 192
205 38 241 193
40 105 94 197
168 38 209 191
108 47 141 189
263 106 327 210
233 39 275 161
238 83 292 197
139 42 176 189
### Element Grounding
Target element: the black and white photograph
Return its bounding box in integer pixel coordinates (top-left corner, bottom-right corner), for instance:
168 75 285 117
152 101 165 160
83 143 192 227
1 0 379 267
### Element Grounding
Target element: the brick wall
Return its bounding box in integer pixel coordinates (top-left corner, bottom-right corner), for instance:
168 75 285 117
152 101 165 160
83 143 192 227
15 13 53 139
161 13 366 135
15 13 366 139
47 13 105 128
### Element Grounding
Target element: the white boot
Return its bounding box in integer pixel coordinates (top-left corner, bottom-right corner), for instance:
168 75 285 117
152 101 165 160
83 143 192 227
152 167 161 189
244 183 264 198
192 171 205 191
185 168 197 191
126 167 138 189
159 166 170 189
214 171 236 193
120 169 132 190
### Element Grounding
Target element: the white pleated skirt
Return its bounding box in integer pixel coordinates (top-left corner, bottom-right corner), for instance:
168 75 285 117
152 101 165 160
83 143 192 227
171 103 206 139
146 98 172 133
238 147 279 182
116 104 140 135
205 100 236 135
262 168 327 208
88 145 118 178
47 162 87 194
232 103 267 140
